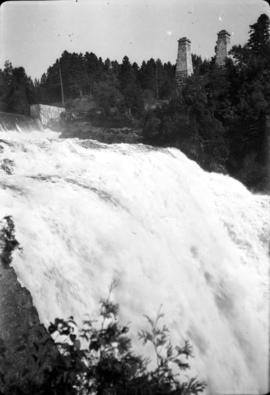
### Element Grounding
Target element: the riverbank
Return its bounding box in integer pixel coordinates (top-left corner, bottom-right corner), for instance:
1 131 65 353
58 118 142 144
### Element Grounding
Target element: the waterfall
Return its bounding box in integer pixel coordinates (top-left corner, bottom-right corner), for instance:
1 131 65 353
0 128 269 394
0 112 42 132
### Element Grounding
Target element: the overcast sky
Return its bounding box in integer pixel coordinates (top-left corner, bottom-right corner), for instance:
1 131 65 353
0 0 268 80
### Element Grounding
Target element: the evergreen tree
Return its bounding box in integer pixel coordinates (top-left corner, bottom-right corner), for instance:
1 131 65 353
85 52 101 93
119 56 144 116
247 13 270 54
119 56 134 91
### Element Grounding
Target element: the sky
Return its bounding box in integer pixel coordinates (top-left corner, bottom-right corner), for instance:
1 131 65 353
0 0 269 80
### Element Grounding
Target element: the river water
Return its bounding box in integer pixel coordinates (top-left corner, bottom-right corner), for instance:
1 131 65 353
0 128 269 393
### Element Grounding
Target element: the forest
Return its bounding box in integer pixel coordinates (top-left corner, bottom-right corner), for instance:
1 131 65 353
0 12 269 191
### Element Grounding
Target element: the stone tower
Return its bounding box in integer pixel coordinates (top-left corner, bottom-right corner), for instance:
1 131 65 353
215 30 231 66
176 37 193 88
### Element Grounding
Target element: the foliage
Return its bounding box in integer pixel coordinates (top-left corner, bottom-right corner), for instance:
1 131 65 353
0 62 36 115
92 76 124 117
1 11 269 190
142 12 270 190
45 289 206 395
225 12 270 189
0 209 205 395
0 280 206 395
247 13 270 55
138 310 206 394
0 216 21 266
33 53 175 121
142 76 228 173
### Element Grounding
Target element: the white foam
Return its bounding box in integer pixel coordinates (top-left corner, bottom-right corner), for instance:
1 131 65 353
0 129 269 393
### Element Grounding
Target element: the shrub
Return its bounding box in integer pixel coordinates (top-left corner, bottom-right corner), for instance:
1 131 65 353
0 216 20 266
0 220 206 395
47 284 206 395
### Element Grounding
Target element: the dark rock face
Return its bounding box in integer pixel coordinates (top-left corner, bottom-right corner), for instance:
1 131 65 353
0 159 15 175
0 217 58 394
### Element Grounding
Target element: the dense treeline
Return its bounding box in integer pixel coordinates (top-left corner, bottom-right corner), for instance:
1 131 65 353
143 13 270 190
34 52 176 123
0 12 269 190
0 53 176 125
0 63 35 115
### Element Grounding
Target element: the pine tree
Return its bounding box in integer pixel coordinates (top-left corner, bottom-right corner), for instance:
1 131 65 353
247 13 270 54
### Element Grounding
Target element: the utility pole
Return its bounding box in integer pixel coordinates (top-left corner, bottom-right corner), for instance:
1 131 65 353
155 62 159 100
58 60 65 107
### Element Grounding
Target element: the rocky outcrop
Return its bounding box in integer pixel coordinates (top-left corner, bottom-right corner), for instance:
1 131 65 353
0 217 58 394
60 119 142 143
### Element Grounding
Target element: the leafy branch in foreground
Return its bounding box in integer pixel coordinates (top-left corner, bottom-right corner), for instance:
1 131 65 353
46 289 206 395
139 309 206 394
0 274 206 394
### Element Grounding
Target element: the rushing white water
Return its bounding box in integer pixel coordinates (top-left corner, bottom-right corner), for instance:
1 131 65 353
0 129 269 394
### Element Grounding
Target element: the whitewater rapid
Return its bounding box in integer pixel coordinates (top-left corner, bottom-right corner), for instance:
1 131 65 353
0 129 269 394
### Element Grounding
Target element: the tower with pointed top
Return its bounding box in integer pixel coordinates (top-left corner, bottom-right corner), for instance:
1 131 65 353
215 30 231 66
176 37 193 88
